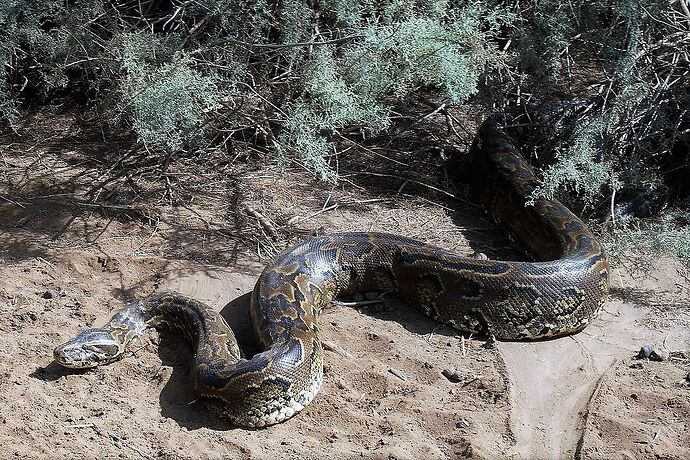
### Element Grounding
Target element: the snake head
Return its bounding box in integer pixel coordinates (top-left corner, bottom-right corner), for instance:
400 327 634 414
53 328 124 369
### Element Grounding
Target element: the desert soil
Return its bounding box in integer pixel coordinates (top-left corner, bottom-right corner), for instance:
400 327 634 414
1 113 689 459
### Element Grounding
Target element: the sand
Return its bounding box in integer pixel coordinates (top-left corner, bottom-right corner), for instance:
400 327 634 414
1 115 689 459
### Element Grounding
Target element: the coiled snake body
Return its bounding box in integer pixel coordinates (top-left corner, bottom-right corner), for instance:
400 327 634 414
54 121 609 427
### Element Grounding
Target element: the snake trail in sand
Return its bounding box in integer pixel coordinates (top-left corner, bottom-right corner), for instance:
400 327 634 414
54 119 610 428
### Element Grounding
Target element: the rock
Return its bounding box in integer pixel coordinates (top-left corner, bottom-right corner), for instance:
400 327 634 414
455 419 470 428
629 362 644 369
652 349 669 361
637 345 667 362
637 345 654 359
42 289 58 299
442 368 463 383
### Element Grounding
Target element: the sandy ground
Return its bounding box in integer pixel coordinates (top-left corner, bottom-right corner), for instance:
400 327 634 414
1 115 689 459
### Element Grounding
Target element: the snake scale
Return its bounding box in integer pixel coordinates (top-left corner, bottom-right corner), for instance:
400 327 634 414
54 119 609 428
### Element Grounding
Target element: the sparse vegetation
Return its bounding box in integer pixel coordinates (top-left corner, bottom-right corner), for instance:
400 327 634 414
0 0 688 263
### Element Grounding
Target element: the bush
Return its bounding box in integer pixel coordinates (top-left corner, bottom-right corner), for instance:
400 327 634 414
0 0 508 171
499 0 689 212
603 212 690 268
121 48 221 152
1 0 688 264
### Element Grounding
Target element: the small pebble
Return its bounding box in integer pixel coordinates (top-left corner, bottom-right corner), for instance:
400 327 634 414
442 368 463 383
637 345 667 362
629 362 644 369
652 349 669 361
455 419 470 428
638 345 655 359
42 289 57 299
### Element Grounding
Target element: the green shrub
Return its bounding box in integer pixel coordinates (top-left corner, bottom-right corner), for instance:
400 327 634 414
603 211 690 268
485 0 685 218
0 0 508 168
120 42 221 152
0 1 688 270
276 3 508 178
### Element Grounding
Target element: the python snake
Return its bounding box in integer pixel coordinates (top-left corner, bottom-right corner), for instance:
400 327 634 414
54 119 609 428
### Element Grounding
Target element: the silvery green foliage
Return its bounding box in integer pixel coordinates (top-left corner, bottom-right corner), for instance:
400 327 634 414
602 211 690 268
278 2 508 179
0 0 685 206
529 118 622 207
0 0 507 169
118 34 221 152
516 0 688 210
124 55 221 152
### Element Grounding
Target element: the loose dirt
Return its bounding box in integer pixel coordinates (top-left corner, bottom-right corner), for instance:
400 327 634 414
1 114 688 459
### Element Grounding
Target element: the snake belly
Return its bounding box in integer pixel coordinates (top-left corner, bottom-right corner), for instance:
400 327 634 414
53 120 609 428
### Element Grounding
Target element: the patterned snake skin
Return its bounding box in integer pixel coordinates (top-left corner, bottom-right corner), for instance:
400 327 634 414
54 120 609 427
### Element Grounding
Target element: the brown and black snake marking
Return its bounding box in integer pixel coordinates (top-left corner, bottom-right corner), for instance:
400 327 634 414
54 119 609 427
